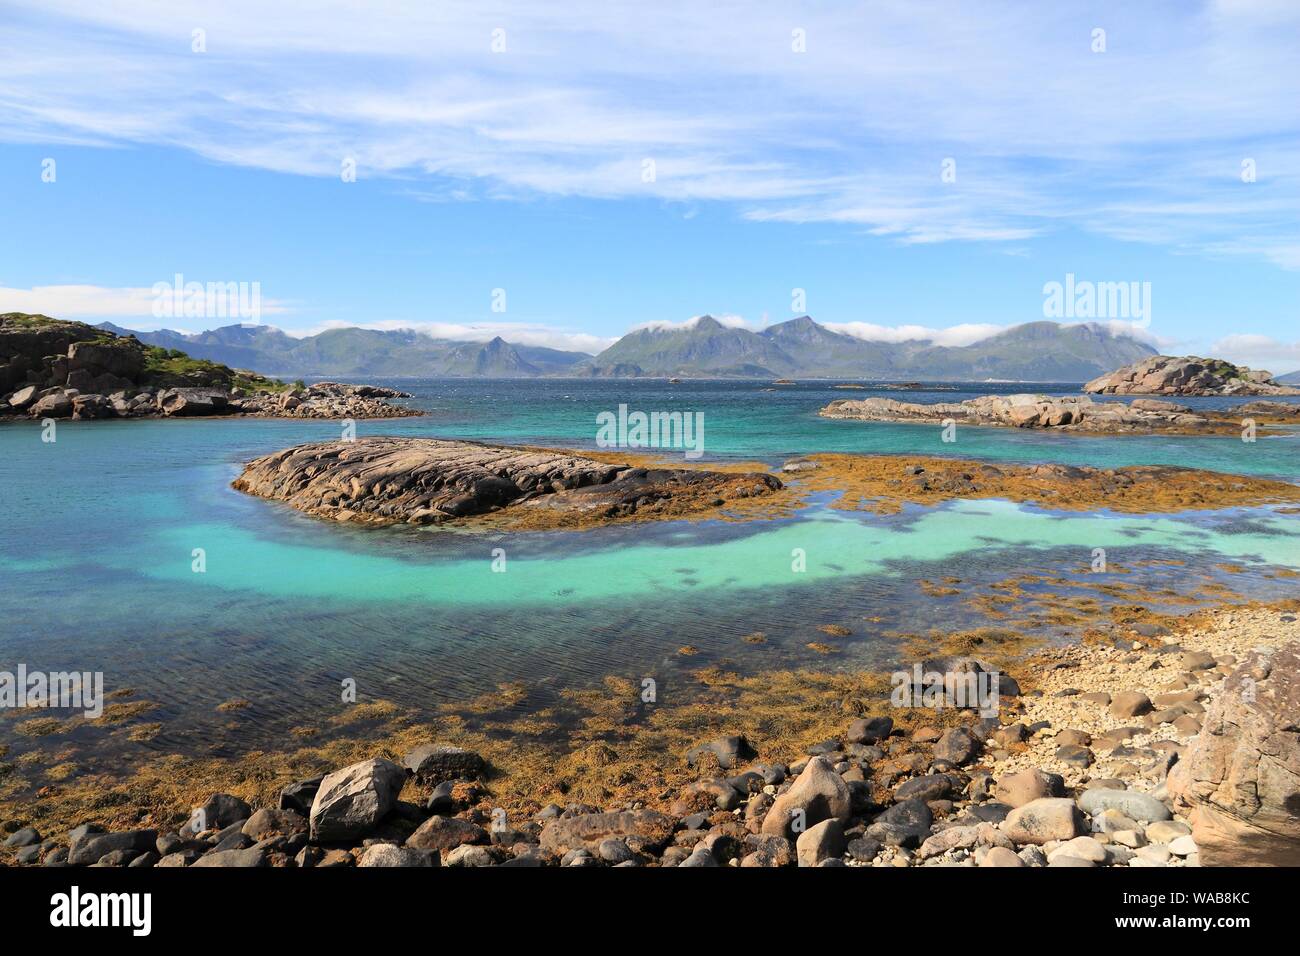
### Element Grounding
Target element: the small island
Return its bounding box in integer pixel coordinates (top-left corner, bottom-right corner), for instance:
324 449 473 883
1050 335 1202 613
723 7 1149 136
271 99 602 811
1084 355 1300 396
819 393 1300 434
233 437 783 529
0 313 417 421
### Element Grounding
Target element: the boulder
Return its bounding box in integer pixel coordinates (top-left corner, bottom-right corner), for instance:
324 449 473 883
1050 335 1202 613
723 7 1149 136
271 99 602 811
279 776 324 815
357 844 437 867
191 841 273 868
3 827 40 848
68 829 157 866
405 815 489 853
759 756 851 838
7 384 40 409
686 735 757 771
241 807 307 841
1003 798 1085 845
742 835 795 867
994 769 1063 808
1077 787 1171 823
29 390 72 418
309 758 407 843
1110 691 1153 719
402 744 486 783
847 716 893 744
796 819 846 867
538 809 675 854
933 726 979 765
198 793 252 830
158 387 229 416
866 798 933 848
980 846 1026 867
1167 643 1300 865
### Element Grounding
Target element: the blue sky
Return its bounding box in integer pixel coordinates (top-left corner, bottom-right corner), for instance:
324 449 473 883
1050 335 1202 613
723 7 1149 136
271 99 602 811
1 1 1297 367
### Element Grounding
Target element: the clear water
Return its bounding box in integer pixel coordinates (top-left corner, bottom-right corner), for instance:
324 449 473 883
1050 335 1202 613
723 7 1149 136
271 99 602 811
2 379 1297 765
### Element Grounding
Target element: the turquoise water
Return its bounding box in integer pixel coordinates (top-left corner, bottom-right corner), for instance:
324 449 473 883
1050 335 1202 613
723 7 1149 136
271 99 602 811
1 380 1297 767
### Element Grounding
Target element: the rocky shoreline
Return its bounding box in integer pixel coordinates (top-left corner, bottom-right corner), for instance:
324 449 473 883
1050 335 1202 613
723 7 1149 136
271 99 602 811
4 604 1295 868
4 380 417 421
819 393 1299 434
232 437 783 528
1 313 418 421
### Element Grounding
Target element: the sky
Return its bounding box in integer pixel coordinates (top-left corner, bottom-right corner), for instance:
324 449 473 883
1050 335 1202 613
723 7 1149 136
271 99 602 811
0 1 1297 367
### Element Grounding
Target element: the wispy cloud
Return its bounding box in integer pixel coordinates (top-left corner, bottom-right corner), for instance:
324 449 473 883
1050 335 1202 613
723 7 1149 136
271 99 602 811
0 283 292 319
1211 332 1300 372
2 1 1298 269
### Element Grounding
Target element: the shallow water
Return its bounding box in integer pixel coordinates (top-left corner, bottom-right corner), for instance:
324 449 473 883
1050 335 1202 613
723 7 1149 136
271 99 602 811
1 379 1297 764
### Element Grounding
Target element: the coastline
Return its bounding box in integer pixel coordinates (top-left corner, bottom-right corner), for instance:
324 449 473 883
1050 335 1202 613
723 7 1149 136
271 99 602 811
3 598 1295 867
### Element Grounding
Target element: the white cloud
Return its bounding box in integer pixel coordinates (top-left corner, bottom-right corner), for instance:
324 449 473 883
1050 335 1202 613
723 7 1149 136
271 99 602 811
0 284 292 323
2 1 1299 267
823 322 1007 348
630 314 755 333
1210 333 1300 373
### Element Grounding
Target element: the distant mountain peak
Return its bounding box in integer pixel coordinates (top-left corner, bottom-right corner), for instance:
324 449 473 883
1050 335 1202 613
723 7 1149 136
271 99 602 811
588 317 1155 381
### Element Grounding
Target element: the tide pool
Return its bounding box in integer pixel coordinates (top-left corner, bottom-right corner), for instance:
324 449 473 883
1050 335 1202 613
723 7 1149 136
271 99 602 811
2 379 1298 761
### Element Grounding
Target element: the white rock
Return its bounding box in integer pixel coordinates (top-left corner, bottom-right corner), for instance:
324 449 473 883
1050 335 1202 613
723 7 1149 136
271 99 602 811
1168 835 1198 856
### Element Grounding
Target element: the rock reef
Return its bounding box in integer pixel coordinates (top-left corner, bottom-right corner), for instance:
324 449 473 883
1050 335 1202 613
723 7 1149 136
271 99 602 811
781 454 1300 513
232 437 783 528
1084 355 1300 396
819 393 1293 434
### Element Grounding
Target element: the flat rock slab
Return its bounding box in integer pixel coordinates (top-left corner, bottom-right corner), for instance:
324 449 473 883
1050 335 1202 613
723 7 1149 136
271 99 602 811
233 437 781 528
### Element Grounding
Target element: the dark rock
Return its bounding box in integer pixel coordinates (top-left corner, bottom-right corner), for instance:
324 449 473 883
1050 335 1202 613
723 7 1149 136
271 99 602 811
406 815 489 853
402 745 486 784
933 727 979 765
3 827 40 848
866 798 932 848
199 793 252 829
279 776 323 816
895 773 955 803
847 716 893 744
686 735 757 771
539 810 676 855
69 829 158 866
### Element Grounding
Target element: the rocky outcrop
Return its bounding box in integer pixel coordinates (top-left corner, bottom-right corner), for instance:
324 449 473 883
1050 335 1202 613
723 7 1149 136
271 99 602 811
1 313 416 421
819 393 1275 434
1167 643 1300 865
232 437 783 528
1084 355 1300 396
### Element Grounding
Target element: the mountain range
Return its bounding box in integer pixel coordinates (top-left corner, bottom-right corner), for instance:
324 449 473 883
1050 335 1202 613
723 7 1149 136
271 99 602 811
96 322 588 378
98 317 1157 382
